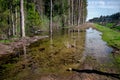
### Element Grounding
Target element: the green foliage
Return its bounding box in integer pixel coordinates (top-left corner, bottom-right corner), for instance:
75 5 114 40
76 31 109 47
25 2 41 36
104 23 120 31
0 0 10 34
115 26 120 31
40 16 49 30
105 23 115 28
89 12 120 23
26 3 41 26
0 0 88 37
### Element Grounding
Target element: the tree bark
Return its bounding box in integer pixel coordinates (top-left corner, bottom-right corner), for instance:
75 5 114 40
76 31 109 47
15 8 18 35
68 0 70 26
71 0 73 26
11 13 15 36
20 0 25 37
50 0 53 35
78 0 81 26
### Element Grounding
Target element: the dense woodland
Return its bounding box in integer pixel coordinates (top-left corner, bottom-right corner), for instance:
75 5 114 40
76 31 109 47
89 12 120 23
0 0 87 39
89 12 120 31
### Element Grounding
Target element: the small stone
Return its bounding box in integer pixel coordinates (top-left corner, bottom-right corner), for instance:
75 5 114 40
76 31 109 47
68 68 72 71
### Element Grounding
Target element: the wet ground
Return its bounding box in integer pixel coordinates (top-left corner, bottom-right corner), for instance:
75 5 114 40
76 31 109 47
0 27 120 80
80 27 113 63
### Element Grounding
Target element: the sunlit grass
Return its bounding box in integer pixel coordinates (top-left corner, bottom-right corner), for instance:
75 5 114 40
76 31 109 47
95 24 120 71
105 23 115 28
95 24 120 49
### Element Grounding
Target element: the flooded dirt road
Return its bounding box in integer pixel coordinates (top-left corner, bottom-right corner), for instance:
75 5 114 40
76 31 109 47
80 27 113 63
76 28 120 80
0 27 120 80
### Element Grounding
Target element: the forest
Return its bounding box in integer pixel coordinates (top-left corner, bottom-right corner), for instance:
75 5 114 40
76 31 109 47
0 0 87 39
89 12 120 31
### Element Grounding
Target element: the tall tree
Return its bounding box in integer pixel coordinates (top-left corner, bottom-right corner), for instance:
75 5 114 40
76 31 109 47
78 0 81 26
20 0 25 37
71 0 73 26
68 0 71 26
50 0 53 35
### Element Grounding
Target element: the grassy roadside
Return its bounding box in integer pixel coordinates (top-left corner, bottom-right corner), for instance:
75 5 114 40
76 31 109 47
94 24 120 49
94 24 120 69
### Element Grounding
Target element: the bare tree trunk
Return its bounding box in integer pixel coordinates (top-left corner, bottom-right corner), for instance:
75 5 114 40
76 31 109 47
50 0 53 35
68 0 71 26
11 13 15 36
20 0 25 37
81 0 83 24
71 0 73 26
73 1 77 25
15 8 18 35
78 0 81 26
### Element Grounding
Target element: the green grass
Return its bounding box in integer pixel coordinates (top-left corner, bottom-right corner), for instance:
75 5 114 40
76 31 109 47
113 26 120 31
95 24 120 71
105 23 120 31
105 23 115 28
94 24 120 49
0 39 11 44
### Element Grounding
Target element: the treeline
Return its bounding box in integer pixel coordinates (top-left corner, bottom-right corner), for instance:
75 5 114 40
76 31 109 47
0 0 87 39
89 12 120 24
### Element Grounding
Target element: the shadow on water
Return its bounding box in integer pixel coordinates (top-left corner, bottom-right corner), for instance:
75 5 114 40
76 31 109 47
67 68 120 79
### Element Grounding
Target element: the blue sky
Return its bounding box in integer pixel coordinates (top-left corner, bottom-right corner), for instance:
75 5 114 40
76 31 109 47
87 0 120 20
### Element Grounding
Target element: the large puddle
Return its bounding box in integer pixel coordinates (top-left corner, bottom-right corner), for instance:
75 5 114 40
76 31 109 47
80 28 113 63
0 28 119 80
0 30 86 80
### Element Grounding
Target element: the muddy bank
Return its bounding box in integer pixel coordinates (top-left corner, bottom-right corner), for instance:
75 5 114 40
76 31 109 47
0 36 48 55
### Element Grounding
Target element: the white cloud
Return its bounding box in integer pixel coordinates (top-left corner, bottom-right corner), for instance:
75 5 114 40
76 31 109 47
88 1 105 5
88 0 120 9
87 0 120 20
99 5 120 9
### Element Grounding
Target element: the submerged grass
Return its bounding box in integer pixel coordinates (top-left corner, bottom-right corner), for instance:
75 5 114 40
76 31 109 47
28 32 85 74
0 31 86 80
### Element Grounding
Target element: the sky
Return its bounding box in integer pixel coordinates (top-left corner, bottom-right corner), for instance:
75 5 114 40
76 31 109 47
87 0 120 21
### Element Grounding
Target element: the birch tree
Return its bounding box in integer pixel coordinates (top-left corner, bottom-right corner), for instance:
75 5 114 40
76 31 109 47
71 0 73 26
50 0 53 35
20 0 25 37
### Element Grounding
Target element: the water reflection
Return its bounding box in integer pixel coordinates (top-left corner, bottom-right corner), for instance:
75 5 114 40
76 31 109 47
27 29 86 74
80 27 113 63
0 29 83 79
